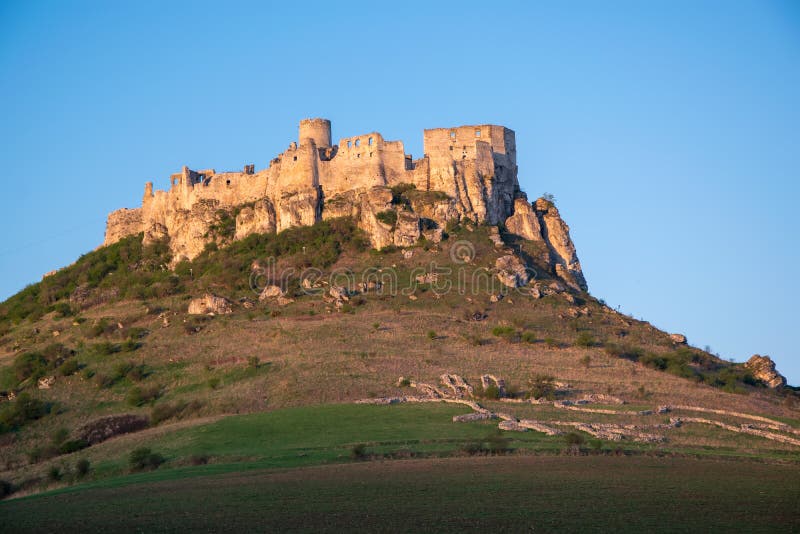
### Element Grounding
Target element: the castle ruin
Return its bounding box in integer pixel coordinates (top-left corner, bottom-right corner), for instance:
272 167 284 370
104 118 586 290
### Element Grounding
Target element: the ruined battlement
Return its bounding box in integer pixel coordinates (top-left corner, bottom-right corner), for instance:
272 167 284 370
102 117 586 290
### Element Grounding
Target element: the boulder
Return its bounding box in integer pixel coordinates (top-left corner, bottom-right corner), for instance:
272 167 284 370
37 376 55 389
670 333 687 344
188 294 233 315
259 285 284 301
495 254 530 288
744 355 786 388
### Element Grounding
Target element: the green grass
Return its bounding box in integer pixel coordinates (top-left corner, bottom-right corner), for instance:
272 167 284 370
2 456 799 533
79 403 560 479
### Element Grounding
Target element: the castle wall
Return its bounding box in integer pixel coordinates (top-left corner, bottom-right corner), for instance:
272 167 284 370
104 119 521 258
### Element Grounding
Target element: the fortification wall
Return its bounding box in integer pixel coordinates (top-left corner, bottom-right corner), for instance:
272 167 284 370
104 119 521 259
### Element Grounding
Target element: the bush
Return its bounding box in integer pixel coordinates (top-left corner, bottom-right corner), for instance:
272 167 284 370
76 458 90 477
604 343 645 361
375 210 398 228
427 330 437 340
59 439 88 455
564 432 586 454
521 331 537 344
13 352 48 382
188 454 209 466
492 326 520 343
247 356 260 369
350 443 368 460
49 301 74 318
207 377 221 390
575 332 595 348
129 447 165 471
0 393 51 433
528 374 556 400
150 401 202 426
0 479 12 498
47 466 62 482
580 355 591 368
126 385 162 407
57 359 80 376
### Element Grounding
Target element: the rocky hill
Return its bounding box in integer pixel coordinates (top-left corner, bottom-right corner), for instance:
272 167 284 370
0 120 795 499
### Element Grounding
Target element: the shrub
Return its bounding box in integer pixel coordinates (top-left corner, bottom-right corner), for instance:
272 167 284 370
207 377 221 390
492 326 520 343
129 447 165 471
57 359 80 376
47 466 62 482
49 302 74 318
564 432 585 454
91 341 120 356
189 454 209 466
521 331 537 344
544 337 558 348
580 355 591 368
0 393 51 433
479 384 501 399
59 439 88 455
0 479 12 498
604 343 644 361
247 356 260 369
528 374 556 400
13 352 49 382
350 443 368 460
150 401 202 426
575 331 595 348
126 385 161 407
126 364 149 382
427 330 437 340
375 210 398 228
76 458 90 477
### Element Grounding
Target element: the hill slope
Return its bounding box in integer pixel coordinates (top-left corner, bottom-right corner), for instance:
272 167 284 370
0 212 798 500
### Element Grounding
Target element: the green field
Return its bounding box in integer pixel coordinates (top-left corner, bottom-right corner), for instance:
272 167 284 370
2 455 799 533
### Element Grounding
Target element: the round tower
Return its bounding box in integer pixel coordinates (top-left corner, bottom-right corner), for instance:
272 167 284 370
299 118 331 147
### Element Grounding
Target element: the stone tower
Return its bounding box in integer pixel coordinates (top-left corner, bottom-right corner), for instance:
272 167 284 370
299 118 332 148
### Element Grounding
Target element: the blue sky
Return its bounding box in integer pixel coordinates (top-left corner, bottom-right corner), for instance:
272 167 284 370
1 1 798 383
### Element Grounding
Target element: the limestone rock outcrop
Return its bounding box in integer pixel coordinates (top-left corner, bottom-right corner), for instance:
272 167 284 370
532 198 587 291
187 294 233 315
744 355 786 389
505 197 542 241
495 254 530 288
235 199 276 240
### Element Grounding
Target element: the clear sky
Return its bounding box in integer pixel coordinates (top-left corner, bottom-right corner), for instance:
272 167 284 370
1 1 798 383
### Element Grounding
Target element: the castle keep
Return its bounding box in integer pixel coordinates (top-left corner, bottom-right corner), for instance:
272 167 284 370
104 118 586 290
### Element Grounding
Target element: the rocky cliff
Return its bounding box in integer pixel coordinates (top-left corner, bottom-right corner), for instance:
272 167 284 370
104 119 587 290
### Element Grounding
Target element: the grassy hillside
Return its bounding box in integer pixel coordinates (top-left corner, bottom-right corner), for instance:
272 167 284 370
0 219 798 500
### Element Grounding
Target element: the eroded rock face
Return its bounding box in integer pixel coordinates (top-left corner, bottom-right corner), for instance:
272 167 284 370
744 355 786 388
393 212 421 247
505 197 542 241
235 199 276 239
495 254 530 288
533 198 587 292
187 294 233 315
